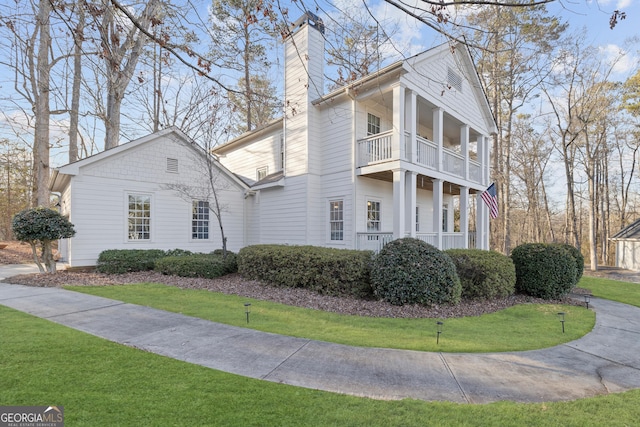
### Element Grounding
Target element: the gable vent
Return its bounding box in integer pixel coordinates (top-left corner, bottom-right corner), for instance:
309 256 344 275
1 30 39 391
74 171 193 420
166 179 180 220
447 67 463 93
166 158 179 173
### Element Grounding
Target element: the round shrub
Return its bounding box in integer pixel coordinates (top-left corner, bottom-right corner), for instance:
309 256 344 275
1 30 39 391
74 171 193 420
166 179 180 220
446 249 516 300
371 238 461 306
511 243 577 299
553 243 584 283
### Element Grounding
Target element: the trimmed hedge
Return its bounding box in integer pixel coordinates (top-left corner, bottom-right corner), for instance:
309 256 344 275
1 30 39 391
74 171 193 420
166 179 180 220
511 243 577 299
154 252 237 279
446 249 516 300
371 238 461 306
237 245 374 298
96 249 167 274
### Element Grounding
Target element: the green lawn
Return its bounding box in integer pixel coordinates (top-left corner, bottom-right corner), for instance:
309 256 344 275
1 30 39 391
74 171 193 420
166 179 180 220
1 305 639 426
579 276 640 308
66 283 594 352
2 275 639 426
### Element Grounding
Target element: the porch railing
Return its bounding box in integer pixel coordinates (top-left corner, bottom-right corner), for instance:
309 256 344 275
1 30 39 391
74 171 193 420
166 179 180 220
358 232 475 252
416 232 469 250
356 232 394 252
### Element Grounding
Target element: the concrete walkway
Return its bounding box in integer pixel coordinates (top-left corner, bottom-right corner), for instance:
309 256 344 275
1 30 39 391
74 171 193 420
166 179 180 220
1 264 640 404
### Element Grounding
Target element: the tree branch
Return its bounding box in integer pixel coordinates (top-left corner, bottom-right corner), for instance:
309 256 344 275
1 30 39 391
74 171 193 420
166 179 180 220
107 0 241 95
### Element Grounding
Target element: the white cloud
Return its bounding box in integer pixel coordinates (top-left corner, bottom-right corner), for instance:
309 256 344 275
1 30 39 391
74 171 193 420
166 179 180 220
599 44 636 75
617 0 632 9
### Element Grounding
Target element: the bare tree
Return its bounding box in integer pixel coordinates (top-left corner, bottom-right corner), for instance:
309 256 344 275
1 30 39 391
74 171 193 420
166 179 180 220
91 0 162 149
324 4 399 90
208 0 278 135
465 3 565 254
164 93 235 255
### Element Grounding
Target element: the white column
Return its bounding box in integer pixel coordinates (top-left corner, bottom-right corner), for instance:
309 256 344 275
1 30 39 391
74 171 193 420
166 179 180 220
461 125 469 180
393 85 406 161
407 171 417 237
433 108 443 172
476 192 489 249
433 178 443 249
408 91 417 163
479 135 490 186
393 169 406 240
460 186 469 248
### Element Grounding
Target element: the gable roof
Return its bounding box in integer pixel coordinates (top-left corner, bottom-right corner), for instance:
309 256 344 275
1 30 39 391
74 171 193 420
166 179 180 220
611 218 640 240
314 42 497 135
49 127 248 192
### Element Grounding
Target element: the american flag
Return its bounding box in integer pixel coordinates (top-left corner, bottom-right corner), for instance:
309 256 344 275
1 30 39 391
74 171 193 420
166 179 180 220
481 183 498 219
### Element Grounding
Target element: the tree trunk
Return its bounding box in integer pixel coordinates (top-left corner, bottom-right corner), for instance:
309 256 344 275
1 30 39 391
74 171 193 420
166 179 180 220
35 0 51 207
69 0 85 162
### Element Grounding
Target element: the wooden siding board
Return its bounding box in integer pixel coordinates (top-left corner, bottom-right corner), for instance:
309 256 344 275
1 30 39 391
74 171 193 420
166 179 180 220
64 135 245 266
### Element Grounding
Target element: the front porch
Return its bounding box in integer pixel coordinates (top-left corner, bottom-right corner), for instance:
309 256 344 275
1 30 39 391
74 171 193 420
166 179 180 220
353 174 490 253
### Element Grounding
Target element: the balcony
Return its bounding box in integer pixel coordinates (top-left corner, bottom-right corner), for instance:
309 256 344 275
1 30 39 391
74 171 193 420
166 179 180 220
357 132 483 184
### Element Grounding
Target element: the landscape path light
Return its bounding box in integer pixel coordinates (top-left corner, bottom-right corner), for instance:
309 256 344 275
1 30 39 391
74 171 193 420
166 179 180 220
558 312 565 333
584 294 591 309
244 303 251 324
436 321 444 344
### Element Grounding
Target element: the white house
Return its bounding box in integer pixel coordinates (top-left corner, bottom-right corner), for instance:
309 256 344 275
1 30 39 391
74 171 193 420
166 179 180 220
611 219 640 271
49 128 248 267
213 12 496 253
50 12 496 267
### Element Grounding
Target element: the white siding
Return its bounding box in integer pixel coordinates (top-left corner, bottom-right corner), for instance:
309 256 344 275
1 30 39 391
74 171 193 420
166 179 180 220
217 129 282 183
255 176 309 244
403 48 491 136
617 241 640 271
64 135 245 266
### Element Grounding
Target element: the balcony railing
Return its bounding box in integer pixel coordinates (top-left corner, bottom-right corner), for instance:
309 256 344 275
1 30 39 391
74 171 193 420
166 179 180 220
357 132 482 184
357 130 393 166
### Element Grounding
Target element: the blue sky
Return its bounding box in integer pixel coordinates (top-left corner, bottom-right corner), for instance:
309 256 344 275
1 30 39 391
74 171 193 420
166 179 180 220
1 0 637 167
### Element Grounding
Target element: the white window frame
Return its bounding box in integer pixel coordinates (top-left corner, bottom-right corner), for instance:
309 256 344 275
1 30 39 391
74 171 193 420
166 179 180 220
366 199 381 232
367 113 381 136
191 200 210 240
126 193 152 241
329 199 344 241
443 203 449 232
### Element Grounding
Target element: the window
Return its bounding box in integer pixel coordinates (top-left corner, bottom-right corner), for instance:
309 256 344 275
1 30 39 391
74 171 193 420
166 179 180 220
329 200 344 241
367 113 381 135
257 166 268 181
442 203 449 232
128 194 151 240
192 201 209 240
367 200 381 231
279 133 285 170
416 206 420 232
